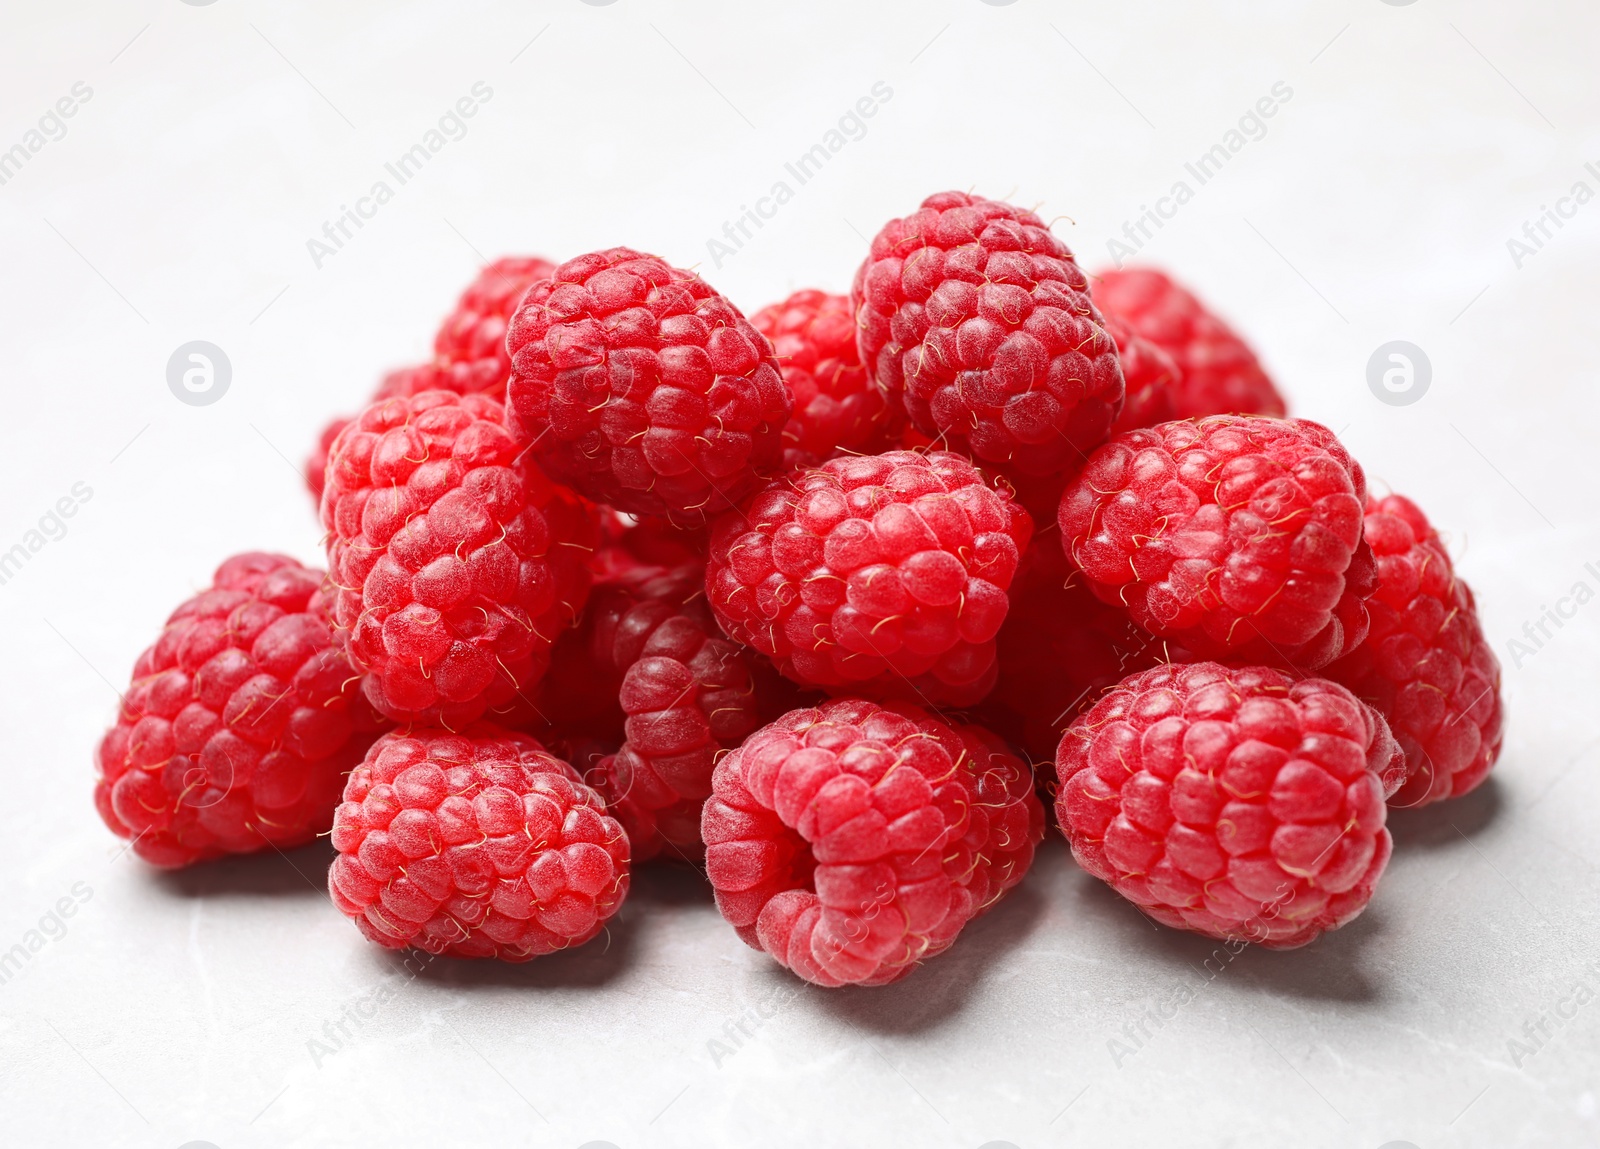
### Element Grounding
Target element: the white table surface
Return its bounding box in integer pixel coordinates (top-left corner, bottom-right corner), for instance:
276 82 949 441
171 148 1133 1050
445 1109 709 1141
2 2 1597 1146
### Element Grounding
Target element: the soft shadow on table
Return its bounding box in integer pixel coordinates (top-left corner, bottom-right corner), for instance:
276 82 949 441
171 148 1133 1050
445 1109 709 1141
150 839 335 899
809 879 1048 1037
1385 774 1504 851
1080 875 1385 1005
404 859 711 991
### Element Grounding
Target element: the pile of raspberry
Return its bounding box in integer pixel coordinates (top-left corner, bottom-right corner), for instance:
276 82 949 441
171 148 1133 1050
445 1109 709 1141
94 191 1503 986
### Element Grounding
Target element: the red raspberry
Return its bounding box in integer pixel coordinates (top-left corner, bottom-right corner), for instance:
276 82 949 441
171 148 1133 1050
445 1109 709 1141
304 258 556 504
978 536 1171 767
1092 268 1286 419
94 554 385 868
505 248 792 526
707 450 1033 707
584 567 772 863
322 390 599 725
431 256 556 395
593 508 708 581
702 699 1043 986
852 191 1124 479
1059 416 1374 672
328 727 628 960
1103 314 1178 434
1055 663 1403 948
1326 495 1504 806
750 289 902 469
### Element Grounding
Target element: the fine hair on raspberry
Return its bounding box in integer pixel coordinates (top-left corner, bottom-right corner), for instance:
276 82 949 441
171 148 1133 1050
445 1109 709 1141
707 449 1032 707
1059 415 1373 671
702 698 1043 986
94 553 385 868
1055 662 1403 948
329 726 629 959
322 389 598 725
505 247 792 526
853 190 1124 479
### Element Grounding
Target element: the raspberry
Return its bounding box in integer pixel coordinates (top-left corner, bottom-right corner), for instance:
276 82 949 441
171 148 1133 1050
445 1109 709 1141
585 566 772 863
852 191 1124 479
1326 495 1504 806
431 256 557 395
977 536 1171 767
750 289 902 468
1103 314 1178 434
707 450 1033 707
505 248 792 526
322 390 598 725
94 554 385 868
304 258 556 504
1055 663 1403 948
1059 416 1374 672
328 726 628 959
1092 268 1286 419
702 699 1043 986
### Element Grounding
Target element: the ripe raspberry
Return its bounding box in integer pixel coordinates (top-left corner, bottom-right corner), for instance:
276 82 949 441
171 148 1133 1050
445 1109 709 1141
978 536 1172 767
505 248 792 526
322 390 599 725
1103 315 1178 434
702 699 1044 986
852 191 1124 479
94 554 385 868
432 256 557 395
1092 268 1286 419
707 450 1033 707
304 258 556 504
328 727 628 959
593 508 708 581
1059 416 1374 672
750 289 902 469
1326 495 1504 806
1055 663 1403 948
585 566 771 863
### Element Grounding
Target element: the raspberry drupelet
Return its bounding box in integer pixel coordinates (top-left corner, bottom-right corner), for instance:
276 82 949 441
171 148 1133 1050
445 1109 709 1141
1326 494 1504 807
702 699 1044 987
1103 314 1178 435
707 450 1033 707
852 191 1124 480
585 565 777 863
322 389 598 726
1059 415 1375 672
1055 663 1404 948
94 553 386 868
977 535 1172 769
1092 267 1287 420
505 248 793 526
305 257 557 503
750 289 903 469
328 727 629 959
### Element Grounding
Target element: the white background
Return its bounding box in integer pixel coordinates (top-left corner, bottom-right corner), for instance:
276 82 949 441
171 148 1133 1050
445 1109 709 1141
1 1 1597 1147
